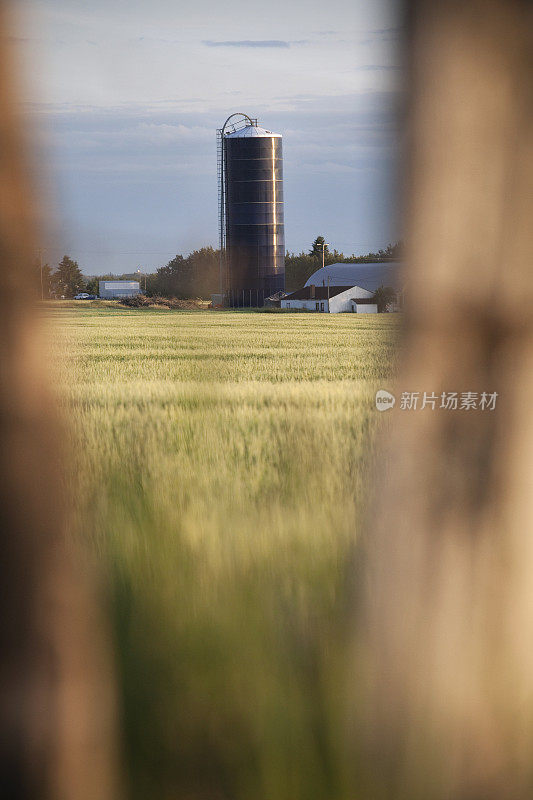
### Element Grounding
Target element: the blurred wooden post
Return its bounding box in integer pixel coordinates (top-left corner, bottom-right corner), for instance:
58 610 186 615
0 4 119 798
359 0 533 797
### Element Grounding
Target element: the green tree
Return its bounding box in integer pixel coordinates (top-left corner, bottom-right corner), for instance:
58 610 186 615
85 276 99 295
372 285 397 312
309 236 329 258
149 248 220 299
186 247 219 298
153 254 189 297
52 256 85 298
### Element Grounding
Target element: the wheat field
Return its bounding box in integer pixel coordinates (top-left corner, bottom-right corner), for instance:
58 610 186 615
48 307 398 800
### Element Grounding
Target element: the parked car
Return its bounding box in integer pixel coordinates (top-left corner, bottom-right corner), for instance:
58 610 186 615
74 293 98 300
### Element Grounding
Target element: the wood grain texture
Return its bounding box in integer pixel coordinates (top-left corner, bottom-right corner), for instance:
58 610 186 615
0 5 120 799
359 1 533 797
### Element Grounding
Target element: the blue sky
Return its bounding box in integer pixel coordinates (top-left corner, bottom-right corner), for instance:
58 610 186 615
13 0 402 275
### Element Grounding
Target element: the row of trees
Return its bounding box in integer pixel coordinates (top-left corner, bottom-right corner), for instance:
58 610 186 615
284 237 402 290
37 239 402 299
147 247 219 298
37 249 220 299
146 238 400 297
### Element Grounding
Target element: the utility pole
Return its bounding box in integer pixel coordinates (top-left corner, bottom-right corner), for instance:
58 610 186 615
321 241 330 272
322 242 330 312
137 268 147 293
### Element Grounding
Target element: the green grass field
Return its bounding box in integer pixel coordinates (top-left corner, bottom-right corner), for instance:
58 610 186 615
49 307 398 800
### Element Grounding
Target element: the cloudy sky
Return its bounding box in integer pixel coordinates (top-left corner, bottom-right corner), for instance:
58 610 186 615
12 0 402 275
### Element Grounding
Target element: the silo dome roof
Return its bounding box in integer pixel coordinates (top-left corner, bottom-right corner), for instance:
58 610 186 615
225 124 281 138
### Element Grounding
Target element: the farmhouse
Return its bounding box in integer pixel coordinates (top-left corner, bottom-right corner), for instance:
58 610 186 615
281 284 378 313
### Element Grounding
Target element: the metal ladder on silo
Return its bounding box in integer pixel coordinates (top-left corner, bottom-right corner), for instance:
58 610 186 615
216 128 226 297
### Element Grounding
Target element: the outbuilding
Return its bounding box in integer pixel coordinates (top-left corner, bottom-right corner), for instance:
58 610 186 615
99 280 140 299
280 284 378 313
350 298 378 314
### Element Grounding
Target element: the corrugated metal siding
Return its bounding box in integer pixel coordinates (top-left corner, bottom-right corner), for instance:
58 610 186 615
225 132 285 300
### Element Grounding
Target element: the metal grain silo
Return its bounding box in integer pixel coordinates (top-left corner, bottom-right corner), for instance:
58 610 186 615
217 114 285 306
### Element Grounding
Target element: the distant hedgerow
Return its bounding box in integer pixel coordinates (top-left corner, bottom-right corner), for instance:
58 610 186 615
119 295 208 310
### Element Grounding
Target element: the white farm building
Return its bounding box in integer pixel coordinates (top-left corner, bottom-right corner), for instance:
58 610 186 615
99 280 140 299
281 285 378 313
280 262 403 314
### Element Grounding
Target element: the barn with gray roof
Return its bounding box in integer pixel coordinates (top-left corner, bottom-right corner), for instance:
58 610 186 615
280 261 403 313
